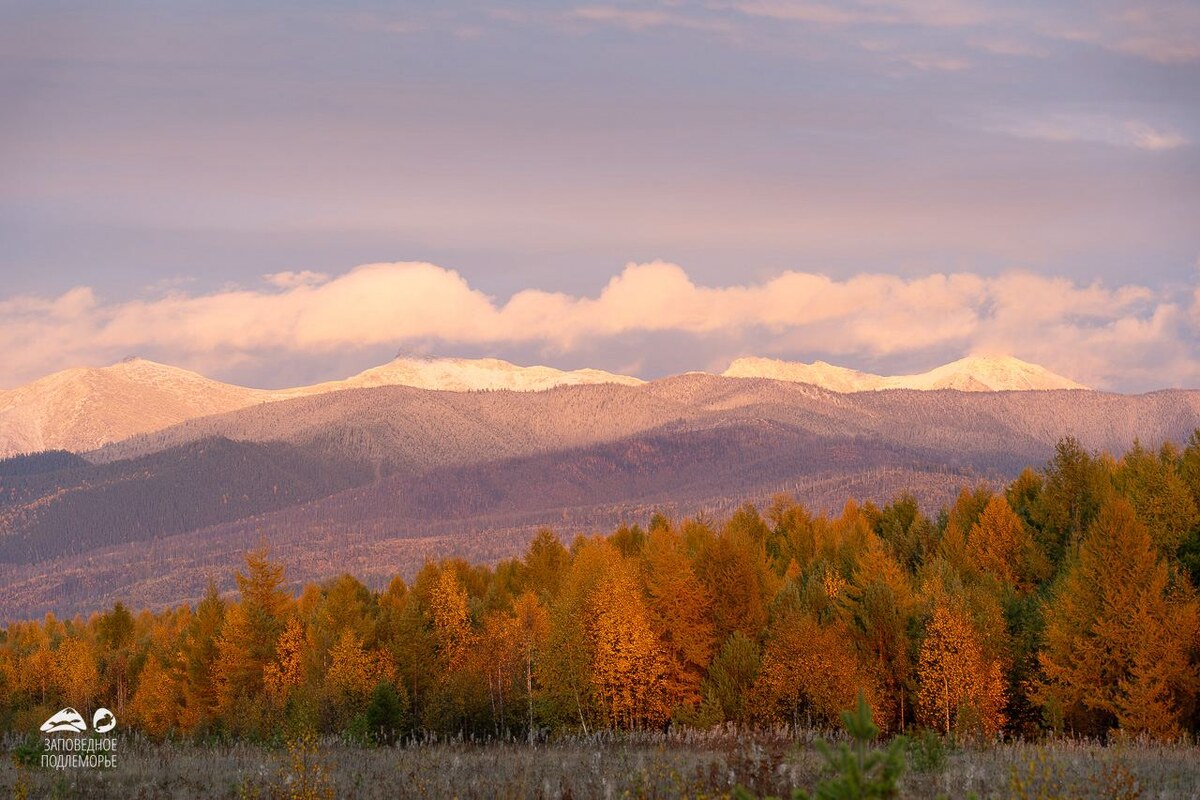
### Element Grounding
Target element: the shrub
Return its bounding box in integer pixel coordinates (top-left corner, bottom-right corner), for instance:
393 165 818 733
797 692 907 800
907 728 948 774
364 681 410 745
733 691 908 800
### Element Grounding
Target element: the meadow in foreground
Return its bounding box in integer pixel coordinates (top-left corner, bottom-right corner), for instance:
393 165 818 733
4 728 1199 799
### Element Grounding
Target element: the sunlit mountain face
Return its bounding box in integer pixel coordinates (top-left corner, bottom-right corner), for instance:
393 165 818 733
0 353 1093 458
723 355 1088 392
3 354 1199 620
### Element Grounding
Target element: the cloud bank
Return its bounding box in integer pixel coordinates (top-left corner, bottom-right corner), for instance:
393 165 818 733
2 262 1197 392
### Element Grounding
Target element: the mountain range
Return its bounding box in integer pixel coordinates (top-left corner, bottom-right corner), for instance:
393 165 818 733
1 353 1195 620
0 354 1084 458
0 356 642 457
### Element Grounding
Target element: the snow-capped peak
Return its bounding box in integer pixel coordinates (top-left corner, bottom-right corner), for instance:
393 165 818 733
899 355 1088 392
0 356 645 457
0 359 278 457
303 356 645 394
722 355 1088 393
723 357 884 392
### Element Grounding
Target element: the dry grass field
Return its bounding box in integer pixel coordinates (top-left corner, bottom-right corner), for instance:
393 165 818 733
3 730 1199 799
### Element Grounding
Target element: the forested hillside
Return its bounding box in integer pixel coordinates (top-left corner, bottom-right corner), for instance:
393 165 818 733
0 439 374 563
5 378 1200 618
89 376 1200 468
3 435 1199 744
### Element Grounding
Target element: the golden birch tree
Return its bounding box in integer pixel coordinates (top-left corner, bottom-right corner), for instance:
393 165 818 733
917 605 1006 737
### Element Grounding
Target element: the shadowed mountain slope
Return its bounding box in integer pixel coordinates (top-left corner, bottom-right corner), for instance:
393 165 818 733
3 375 1200 619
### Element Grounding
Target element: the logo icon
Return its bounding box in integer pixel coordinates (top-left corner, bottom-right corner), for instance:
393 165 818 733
40 707 88 734
92 708 116 733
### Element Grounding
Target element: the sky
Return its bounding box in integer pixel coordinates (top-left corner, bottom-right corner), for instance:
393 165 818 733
1 0 1198 392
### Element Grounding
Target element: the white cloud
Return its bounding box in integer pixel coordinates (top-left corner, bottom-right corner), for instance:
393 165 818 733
989 113 1189 151
1 261 1196 391
896 52 972 71
1124 123 1189 152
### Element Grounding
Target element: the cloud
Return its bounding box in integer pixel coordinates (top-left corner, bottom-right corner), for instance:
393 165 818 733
564 6 737 35
969 37 1048 58
1098 2 1200 64
1124 123 1189 152
859 39 972 71
670 0 1200 64
263 271 330 289
989 113 1189 151
1 261 1196 391
733 1 897 26
732 0 991 28
894 52 971 71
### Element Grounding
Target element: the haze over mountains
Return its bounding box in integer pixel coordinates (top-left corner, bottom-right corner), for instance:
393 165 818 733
2 352 1196 620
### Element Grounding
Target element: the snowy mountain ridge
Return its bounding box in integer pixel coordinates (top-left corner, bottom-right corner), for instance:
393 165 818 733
722 355 1089 393
0 354 1094 458
0 357 642 457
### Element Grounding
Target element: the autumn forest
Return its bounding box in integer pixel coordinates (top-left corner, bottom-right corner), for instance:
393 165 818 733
3 435 1200 748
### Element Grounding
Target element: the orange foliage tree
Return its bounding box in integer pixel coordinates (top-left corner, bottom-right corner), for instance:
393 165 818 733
641 525 716 716
840 533 916 731
1038 498 1200 738
966 495 1047 591
916 605 1006 737
129 653 181 737
588 558 670 728
754 610 872 728
264 616 307 705
4 434 1200 744
213 547 290 734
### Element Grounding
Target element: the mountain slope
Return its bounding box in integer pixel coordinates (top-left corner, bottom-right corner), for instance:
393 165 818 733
0 420 993 618
723 358 886 391
723 355 1088 392
0 359 276 457
93 373 1193 472
888 356 1088 391
5 375 1200 618
0 353 1102 459
89 381 700 466
297 357 643 393
0 357 643 458
0 438 373 563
